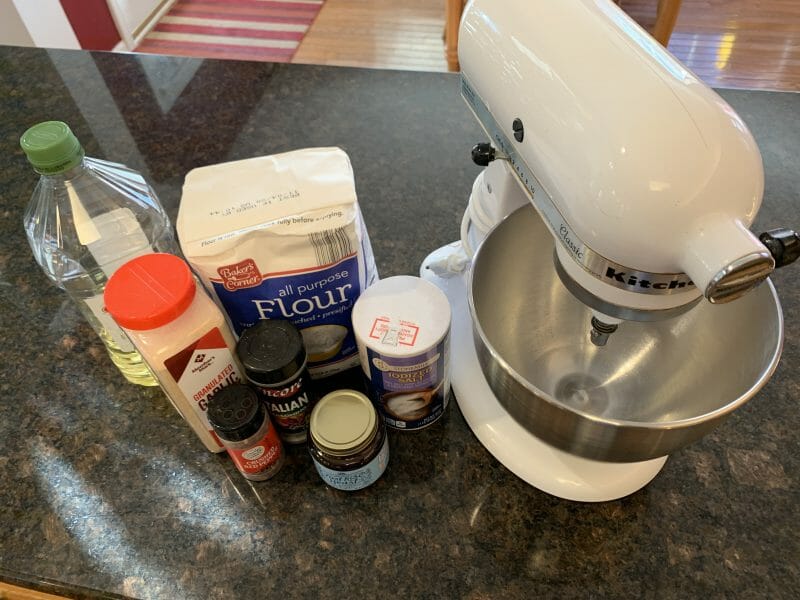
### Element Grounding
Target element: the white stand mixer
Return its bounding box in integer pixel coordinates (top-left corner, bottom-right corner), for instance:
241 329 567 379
422 166 669 502
421 0 796 501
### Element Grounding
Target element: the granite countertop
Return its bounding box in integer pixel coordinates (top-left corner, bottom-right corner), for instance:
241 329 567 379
0 46 798 599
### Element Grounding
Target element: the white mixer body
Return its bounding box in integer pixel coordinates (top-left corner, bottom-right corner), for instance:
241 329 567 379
421 0 791 500
459 0 773 310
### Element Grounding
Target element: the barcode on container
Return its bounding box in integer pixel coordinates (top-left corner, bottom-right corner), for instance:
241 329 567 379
309 228 353 266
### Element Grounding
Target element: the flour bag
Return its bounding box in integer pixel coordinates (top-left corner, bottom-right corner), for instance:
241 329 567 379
177 148 379 379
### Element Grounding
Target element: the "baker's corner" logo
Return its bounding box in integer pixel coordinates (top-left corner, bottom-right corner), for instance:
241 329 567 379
218 259 263 291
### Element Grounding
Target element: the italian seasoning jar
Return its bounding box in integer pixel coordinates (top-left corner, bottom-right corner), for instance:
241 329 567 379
207 383 284 481
236 320 315 444
308 389 389 491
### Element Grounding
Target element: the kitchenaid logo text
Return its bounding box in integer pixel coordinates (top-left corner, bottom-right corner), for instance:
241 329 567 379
604 267 695 290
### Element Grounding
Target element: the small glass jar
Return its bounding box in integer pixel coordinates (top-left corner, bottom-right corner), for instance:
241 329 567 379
207 383 284 481
308 389 389 491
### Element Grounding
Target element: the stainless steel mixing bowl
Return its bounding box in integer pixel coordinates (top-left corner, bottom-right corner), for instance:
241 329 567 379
469 205 784 462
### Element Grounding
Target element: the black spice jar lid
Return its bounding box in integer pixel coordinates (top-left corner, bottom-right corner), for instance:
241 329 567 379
236 319 307 386
207 383 265 442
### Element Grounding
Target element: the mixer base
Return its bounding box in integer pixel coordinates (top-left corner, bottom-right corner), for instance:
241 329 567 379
421 243 668 502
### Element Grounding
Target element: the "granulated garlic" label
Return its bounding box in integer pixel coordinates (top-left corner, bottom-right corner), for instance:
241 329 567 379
164 327 242 448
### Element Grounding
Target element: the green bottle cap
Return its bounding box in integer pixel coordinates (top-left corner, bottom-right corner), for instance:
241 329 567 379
20 121 84 174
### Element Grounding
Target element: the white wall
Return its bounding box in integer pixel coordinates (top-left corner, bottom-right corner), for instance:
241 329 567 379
0 0 33 47
10 0 79 49
1 0 174 52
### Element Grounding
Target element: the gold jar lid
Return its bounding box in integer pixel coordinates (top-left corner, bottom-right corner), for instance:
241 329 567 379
310 390 377 456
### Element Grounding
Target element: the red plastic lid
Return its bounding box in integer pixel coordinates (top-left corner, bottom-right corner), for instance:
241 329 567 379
104 253 196 330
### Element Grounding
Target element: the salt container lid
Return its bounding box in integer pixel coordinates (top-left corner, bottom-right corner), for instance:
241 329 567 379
351 276 451 357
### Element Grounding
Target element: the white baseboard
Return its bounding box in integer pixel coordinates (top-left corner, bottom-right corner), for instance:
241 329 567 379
107 0 177 51
132 0 177 47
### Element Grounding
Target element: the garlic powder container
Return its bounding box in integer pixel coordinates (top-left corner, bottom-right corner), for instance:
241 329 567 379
104 253 243 452
352 276 451 431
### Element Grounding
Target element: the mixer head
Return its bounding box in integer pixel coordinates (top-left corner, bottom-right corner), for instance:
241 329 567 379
459 0 796 346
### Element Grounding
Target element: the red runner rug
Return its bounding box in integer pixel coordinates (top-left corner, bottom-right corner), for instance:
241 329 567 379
136 0 324 62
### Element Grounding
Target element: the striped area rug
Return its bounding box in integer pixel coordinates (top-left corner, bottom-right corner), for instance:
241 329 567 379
136 0 325 62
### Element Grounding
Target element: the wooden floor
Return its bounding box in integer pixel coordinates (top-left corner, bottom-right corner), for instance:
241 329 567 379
624 0 800 91
292 0 800 92
292 0 447 72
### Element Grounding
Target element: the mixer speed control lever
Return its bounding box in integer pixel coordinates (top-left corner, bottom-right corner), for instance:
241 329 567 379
472 143 510 167
471 143 497 167
760 228 800 269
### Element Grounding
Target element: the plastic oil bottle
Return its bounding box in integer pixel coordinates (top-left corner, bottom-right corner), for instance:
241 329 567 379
20 121 179 386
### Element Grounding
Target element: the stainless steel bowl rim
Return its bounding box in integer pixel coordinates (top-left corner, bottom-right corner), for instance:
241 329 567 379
467 249 785 432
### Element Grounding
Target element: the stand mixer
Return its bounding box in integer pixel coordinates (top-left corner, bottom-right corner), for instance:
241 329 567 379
421 0 798 501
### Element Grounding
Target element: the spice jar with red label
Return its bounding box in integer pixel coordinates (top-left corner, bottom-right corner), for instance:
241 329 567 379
236 320 316 444
207 383 284 481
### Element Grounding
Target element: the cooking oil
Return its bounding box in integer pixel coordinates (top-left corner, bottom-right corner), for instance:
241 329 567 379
21 121 179 386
